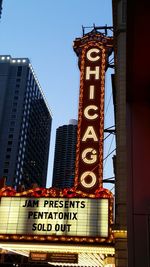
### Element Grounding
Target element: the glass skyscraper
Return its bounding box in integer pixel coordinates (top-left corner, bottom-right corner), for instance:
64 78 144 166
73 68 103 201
52 119 77 188
0 55 52 189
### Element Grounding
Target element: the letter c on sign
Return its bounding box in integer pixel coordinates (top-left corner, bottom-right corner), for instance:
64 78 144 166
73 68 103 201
80 171 97 188
84 105 98 120
86 48 100 62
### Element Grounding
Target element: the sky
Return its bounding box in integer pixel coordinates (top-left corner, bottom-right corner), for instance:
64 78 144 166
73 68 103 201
0 0 115 189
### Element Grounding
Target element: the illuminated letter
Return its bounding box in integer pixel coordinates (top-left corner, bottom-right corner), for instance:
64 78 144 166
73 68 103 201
86 48 100 62
89 85 95 99
80 171 97 188
86 66 100 80
84 105 98 120
82 126 98 142
82 148 97 164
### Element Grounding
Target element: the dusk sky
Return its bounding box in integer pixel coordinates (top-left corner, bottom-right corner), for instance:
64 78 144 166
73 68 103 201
0 0 115 188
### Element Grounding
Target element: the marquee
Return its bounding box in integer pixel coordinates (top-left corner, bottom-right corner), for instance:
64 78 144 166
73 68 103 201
0 197 108 237
0 186 113 243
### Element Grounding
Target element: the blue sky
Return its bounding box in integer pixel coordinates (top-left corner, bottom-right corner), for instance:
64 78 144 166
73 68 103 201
0 0 115 188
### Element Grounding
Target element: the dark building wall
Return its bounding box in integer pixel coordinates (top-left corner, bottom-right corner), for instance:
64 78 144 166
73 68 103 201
0 59 28 185
0 56 52 189
126 1 150 266
112 0 127 266
112 0 127 229
52 120 77 188
23 98 51 188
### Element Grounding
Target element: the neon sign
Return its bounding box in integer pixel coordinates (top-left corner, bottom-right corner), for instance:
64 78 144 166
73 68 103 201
73 32 113 193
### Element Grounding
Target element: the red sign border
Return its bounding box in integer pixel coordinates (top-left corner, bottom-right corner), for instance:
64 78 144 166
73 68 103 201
74 41 106 191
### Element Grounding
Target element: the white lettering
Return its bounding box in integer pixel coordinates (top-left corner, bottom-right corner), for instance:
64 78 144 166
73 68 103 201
82 126 98 142
86 66 100 80
86 48 100 62
82 148 97 164
80 171 97 188
84 105 98 120
89 85 95 99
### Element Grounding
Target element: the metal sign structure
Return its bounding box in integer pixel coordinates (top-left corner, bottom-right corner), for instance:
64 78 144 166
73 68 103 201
73 30 113 194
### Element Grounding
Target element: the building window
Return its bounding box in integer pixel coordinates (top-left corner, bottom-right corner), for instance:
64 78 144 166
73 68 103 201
3 169 8 174
11 115 16 119
8 141 13 145
9 128 14 132
17 66 22 77
17 163 20 169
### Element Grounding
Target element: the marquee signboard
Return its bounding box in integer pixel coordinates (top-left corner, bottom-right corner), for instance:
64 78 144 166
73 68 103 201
0 186 113 243
0 197 108 237
73 31 113 194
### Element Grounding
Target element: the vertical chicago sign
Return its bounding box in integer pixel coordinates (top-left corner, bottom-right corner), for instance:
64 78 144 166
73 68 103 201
73 31 113 194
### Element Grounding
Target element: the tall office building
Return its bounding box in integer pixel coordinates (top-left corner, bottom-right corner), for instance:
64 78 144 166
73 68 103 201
0 55 52 189
52 119 77 188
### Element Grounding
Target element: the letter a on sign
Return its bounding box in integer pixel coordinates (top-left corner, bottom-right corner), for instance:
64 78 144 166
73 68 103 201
82 126 98 142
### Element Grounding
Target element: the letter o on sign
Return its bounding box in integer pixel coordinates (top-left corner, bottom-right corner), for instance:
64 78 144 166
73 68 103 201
80 171 97 188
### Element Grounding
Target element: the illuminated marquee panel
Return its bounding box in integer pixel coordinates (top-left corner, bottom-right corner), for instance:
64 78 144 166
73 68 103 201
73 32 113 193
0 197 109 238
